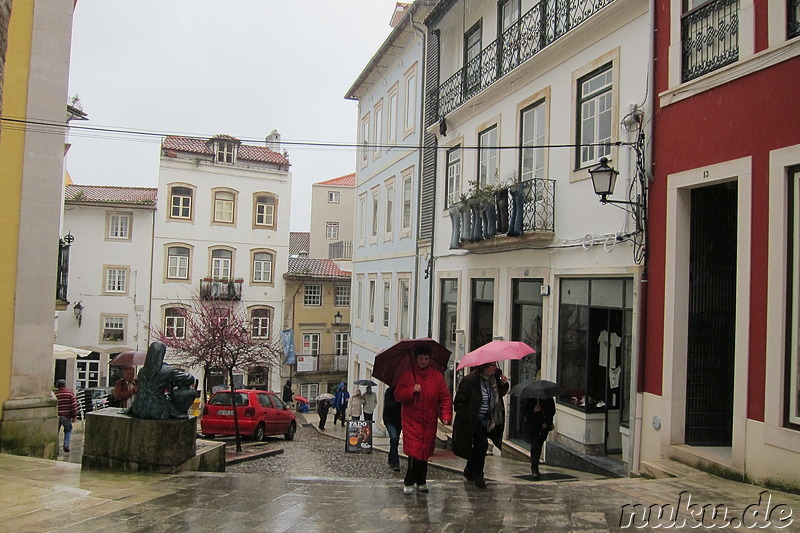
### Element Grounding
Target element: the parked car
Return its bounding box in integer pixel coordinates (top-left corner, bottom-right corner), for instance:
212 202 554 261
201 389 297 441
76 387 114 419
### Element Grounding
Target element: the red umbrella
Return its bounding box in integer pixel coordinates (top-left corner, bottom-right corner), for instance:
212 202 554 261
373 338 452 387
456 340 535 370
110 350 146 367
293 395 309 404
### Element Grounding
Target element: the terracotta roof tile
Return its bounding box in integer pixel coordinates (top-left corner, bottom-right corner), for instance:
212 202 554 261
65 184 157 205
286 258 351 279
317 173 356 187
162 135 290 167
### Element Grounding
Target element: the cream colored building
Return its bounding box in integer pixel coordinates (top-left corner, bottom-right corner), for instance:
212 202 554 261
308 173 355 260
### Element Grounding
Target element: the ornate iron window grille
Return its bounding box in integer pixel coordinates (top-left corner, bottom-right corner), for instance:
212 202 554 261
433 0 615 123
56 237 71 302
790 0 800 40
681 0 739 83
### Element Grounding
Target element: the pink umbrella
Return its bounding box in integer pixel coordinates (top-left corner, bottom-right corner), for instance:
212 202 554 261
456 341 535 370
110 350 146 366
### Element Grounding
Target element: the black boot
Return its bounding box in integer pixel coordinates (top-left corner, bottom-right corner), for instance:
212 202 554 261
530 442 543 480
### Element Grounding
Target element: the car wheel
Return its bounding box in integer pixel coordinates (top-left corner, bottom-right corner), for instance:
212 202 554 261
252 422 265 441
284 421 296 441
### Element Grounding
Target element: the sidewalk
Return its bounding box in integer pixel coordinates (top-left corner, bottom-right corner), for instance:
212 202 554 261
297 411 604 484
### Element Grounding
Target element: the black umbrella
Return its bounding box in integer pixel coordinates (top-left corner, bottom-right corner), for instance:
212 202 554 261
510 379 561 400
354 379 377 386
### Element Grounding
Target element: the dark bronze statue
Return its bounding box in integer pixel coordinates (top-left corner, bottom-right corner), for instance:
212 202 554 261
126 341 199 420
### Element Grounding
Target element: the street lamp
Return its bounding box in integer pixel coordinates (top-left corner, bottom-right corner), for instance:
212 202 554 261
589 157 620 204
333 311 343 325
73 301 83 327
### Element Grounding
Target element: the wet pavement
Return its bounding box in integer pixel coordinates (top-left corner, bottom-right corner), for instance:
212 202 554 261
6 413 797 531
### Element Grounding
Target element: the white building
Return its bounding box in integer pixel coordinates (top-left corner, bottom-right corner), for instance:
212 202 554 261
308 173 356 260
419 0 651 475
152 133 292 393
56 185 157 390
345 1 435 391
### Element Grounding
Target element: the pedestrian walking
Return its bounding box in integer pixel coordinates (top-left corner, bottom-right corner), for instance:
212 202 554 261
317 398 332 430
383 386 402 471
348 389 364 420
333 383 350 427
523 397 555 479
452 362 509 489
55 379 79 453
362 385 378 421
282 379 293 405
395 345 452 494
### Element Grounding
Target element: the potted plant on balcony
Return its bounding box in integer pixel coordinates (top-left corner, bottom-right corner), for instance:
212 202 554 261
477 183 499 239
508 180 526 237
448 200 462 249
466 181 484 242
458 193 471 244
494 170 514 234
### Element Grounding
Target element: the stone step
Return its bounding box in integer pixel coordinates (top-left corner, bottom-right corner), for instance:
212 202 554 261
640 459 700 479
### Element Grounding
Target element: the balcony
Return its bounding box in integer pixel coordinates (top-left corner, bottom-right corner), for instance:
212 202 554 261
200 278 243 300
295 353 349 374
329 240 353 260
681 0 739 82
448 178 556 251
432 0 615 123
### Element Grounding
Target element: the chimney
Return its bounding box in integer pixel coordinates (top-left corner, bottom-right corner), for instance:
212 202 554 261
389 2 410 28
266 129 281 153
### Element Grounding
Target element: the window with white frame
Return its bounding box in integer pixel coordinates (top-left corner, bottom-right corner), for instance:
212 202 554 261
250 308 271 339
102 315 125 342
165 307 186 339
577 64 613 168
402 170 412 233
216 140 235 163
368 279 376 325
211 249 232 279
404 67 417 133
789 166 800 426
107 213 131 240
521 100 546 181
304 284 322 306
361 114 370 165
335 284 351 307
214 190 235 224
374 101 383 158
446 145 462 207
383 279 391 329
167 246 190 280
399 278 410 339
252 251 273 283
371 189 379 239
387 85 398 145
357 276 364 323
302 333 320 355
169 186 193 220
254 194 276 228
478 126 498 187
385 183 394 236
105 267 128 294
464 21 483 96
335 332 349 355
328 191 340 203
326 222 340 240
359 194 367 245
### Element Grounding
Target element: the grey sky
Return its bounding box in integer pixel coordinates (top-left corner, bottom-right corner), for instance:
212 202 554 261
67 0 404 231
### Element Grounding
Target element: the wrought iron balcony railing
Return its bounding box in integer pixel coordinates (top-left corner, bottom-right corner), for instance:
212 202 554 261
329 240 353 260
199 278 243 300
433 0 614 123
295 353 349 373
790 0 800 40
448 178 555 249
681 0 739 82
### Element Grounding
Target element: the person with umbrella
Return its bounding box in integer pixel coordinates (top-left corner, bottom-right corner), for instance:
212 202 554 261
452 362 509 489
361 385 377 421
316 395 332 430
395 345 452 494
511 379 560 480
112 366 139 409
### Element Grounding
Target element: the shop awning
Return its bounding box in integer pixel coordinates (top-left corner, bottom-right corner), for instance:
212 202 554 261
53 344 92 360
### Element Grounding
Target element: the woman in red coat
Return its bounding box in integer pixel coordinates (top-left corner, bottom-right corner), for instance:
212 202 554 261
394 345 452 494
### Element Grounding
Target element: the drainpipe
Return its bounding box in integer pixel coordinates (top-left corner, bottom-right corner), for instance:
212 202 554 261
146 207 155 347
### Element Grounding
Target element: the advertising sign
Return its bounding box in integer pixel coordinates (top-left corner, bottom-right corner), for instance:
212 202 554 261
345 420 373 453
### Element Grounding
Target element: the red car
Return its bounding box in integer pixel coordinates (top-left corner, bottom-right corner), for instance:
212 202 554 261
201 389 297 441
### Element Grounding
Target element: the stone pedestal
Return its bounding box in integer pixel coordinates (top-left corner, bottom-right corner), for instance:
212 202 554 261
82 408 224 473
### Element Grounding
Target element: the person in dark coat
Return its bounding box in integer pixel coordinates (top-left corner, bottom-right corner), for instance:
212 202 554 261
317 398 332 430
395 346 452 493
523 397 556 479
282 379 293 404
333 383 350 427
452 362 509 489
383 386 402 471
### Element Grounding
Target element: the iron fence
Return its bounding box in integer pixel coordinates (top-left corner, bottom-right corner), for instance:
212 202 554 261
328 240 353 260
681 0 739 82
199 279 243 300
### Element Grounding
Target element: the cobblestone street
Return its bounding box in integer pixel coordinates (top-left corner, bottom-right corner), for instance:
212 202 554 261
227 422 462 481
